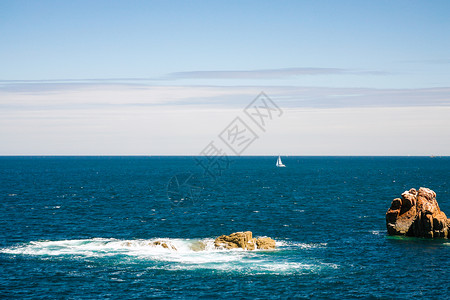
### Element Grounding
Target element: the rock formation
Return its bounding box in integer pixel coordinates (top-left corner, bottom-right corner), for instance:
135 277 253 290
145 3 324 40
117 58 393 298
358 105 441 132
386 187 449 238
214 231 276 250
256 237 276 250
152 240 177 250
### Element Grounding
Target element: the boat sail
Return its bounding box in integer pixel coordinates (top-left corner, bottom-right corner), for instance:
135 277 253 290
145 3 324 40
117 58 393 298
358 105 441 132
276 156 286 167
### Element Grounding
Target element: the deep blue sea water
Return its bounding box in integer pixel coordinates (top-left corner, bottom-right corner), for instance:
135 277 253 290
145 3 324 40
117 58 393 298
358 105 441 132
1 156 449 299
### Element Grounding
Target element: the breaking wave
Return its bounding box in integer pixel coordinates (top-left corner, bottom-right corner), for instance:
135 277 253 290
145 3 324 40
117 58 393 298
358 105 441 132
0 238 336 274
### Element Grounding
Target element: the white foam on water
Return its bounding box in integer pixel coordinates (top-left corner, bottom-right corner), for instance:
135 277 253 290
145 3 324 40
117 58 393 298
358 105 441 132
286 242 328 249
0 238 256 257
0 238 335 274
1 238 215 257
161 260 323 275
275 240 287 247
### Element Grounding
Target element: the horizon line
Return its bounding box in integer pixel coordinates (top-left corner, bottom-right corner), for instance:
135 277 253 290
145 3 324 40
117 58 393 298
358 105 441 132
0 154 447 157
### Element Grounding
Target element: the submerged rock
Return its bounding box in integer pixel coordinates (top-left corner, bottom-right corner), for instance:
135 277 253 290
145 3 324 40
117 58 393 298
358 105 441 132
190 241 206 252
214 231 276 250
386 187 449 238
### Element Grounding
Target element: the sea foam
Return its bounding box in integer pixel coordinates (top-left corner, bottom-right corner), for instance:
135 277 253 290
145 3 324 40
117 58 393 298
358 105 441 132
0 238 336 274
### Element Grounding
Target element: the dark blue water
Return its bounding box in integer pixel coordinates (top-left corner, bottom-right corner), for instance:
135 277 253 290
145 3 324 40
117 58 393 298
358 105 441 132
1 156 449 299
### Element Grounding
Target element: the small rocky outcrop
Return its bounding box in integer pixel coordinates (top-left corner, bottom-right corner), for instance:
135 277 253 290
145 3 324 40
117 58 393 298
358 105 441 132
152 241 177 250
214 231 276 250
256 237 276 249
386 187 450 238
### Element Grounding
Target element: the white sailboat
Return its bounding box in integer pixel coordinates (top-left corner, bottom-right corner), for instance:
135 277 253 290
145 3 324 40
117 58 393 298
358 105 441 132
276 155 286 167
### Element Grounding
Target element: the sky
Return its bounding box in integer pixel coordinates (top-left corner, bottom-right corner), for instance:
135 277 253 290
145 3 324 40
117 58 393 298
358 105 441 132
1 0 449 155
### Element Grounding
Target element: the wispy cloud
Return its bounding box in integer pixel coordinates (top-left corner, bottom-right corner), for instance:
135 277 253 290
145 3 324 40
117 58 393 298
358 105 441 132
1 82 449 111
167 67 388 79
1 82 449 155
0 67 388 85
270 86 450 108
0 78 145 83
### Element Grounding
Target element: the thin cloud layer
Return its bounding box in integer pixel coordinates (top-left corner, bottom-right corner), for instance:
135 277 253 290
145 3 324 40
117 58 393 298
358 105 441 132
1 81 449 155
168 67 388 79
1 83 449 110
0 67 388 85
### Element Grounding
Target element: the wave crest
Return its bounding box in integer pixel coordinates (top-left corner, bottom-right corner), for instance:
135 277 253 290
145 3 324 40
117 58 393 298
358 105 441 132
0 238 336 274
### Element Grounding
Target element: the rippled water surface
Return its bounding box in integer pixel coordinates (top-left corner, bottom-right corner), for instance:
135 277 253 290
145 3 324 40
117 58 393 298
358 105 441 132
1 156 449 299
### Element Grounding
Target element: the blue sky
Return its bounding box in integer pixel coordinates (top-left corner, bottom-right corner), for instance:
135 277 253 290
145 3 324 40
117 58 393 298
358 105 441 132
1 0 449 155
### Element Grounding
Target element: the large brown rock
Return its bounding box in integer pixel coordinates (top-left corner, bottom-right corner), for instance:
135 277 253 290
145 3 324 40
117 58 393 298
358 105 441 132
215 231 255 250
256 237 276 250
386 187 449 238
214 231 276 250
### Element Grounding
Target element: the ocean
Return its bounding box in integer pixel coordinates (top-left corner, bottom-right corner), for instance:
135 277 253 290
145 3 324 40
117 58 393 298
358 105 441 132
1 156 449 299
